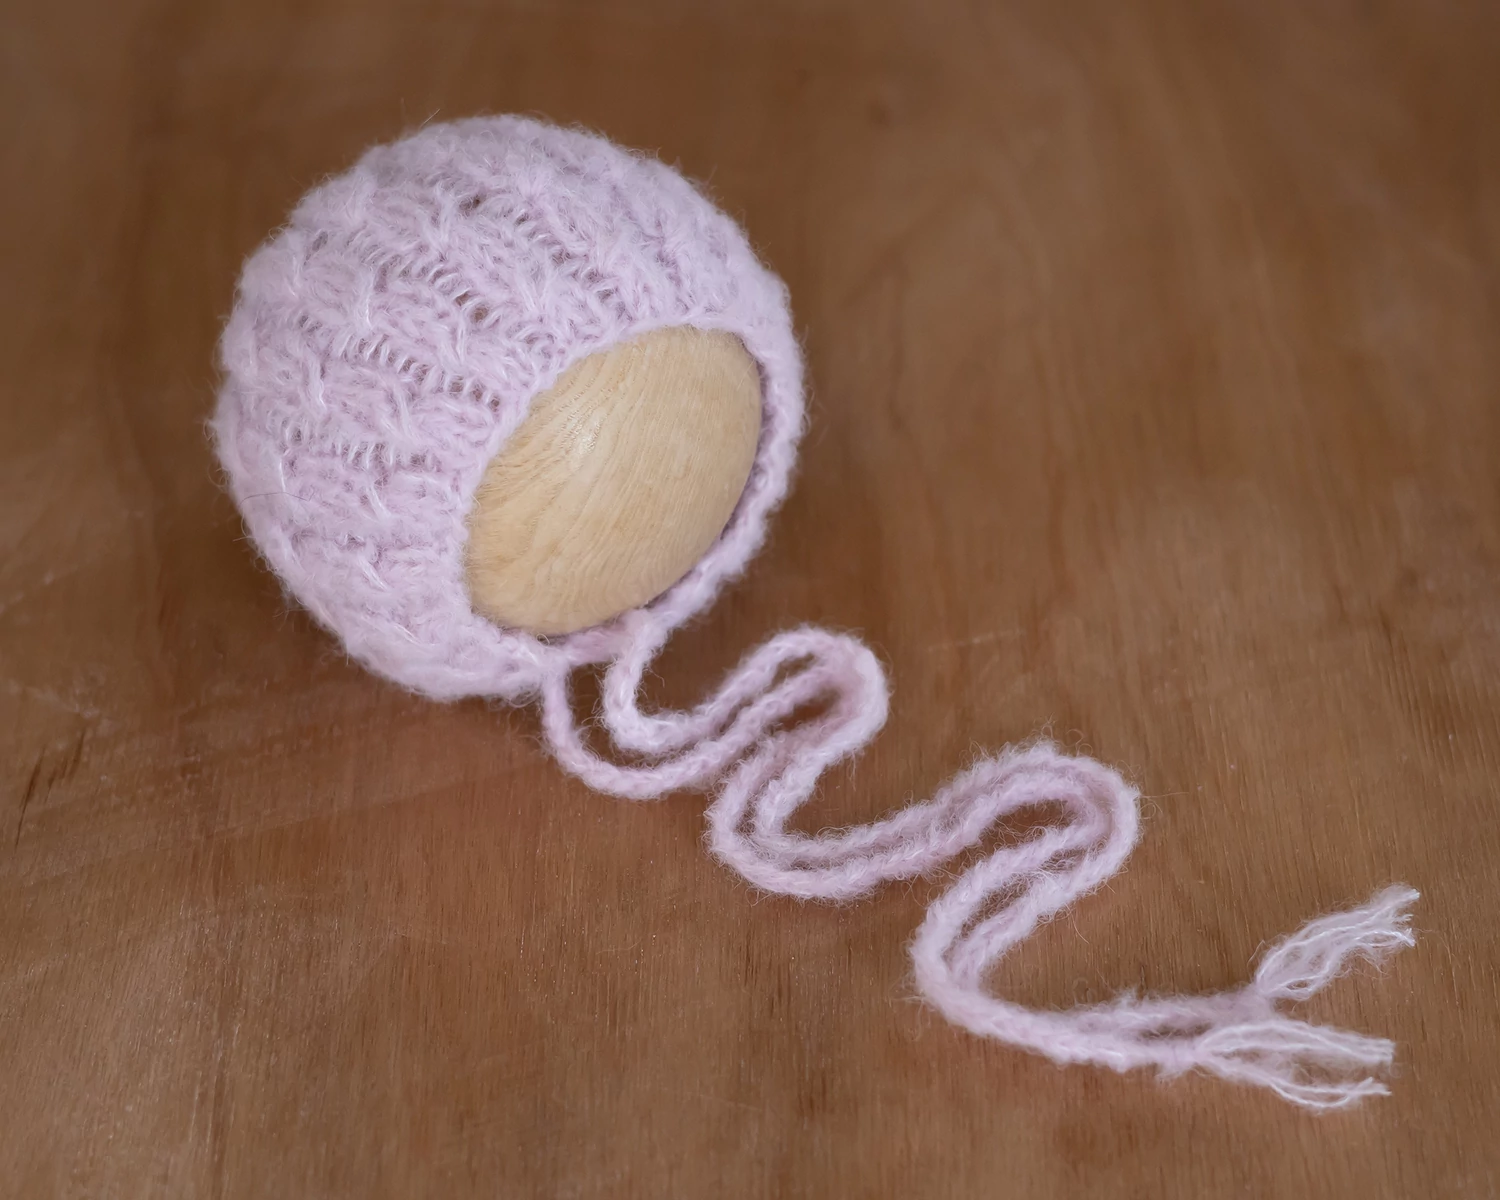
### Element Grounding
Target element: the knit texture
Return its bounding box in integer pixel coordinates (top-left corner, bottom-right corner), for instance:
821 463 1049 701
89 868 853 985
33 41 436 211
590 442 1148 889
217 114 802 699
215 116 1416 1110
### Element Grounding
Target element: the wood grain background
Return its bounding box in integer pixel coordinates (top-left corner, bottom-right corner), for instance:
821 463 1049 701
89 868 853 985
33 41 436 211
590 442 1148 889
3 1 1497 1196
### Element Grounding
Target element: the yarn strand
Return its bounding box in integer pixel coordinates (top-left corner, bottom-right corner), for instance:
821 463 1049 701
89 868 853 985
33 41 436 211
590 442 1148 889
214 115 1419 1113
538 622 1418 1111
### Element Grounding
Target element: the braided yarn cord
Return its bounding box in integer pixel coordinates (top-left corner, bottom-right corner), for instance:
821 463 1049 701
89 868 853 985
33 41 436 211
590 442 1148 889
215 116 1417 1110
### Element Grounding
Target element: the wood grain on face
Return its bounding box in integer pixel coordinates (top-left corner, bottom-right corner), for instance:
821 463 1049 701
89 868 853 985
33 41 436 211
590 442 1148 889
464 327 762 636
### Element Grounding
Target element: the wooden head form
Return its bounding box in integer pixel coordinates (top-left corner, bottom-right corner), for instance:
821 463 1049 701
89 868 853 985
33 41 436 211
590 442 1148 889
464 326 763 636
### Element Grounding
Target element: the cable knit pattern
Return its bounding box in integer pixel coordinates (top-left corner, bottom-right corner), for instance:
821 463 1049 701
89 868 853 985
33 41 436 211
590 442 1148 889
214 116 1416 1110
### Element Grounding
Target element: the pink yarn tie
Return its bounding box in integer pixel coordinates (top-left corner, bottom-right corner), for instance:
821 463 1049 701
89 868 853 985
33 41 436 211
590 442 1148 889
212 116 1419 1111
538 617 1418 1111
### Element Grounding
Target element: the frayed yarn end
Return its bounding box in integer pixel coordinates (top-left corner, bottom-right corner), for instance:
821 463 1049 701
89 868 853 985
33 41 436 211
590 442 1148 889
1185 886 1420 1111
1253 885 1419 1003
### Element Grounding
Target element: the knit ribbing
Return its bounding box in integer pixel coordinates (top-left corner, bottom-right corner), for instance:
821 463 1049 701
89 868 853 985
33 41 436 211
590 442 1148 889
214 116 1417 1110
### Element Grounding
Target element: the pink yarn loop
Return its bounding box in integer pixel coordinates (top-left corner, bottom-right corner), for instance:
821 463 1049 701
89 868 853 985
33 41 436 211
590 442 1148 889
539 620 1419 1112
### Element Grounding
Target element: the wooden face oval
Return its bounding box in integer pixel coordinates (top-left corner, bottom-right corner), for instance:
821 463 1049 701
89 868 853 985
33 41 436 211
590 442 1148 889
464 327 763 636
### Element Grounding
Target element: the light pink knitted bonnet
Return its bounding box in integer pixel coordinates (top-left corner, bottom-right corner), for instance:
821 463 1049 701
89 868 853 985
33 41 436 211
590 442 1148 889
216 115 1416 1111
216 115 802 700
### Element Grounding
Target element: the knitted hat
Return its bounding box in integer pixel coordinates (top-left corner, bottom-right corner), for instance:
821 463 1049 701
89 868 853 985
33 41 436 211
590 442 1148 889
214 117 1415 1111
215 115 802 700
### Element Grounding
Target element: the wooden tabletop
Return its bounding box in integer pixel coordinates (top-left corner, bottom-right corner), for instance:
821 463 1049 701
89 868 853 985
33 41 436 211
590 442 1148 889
4 2 1497 1195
